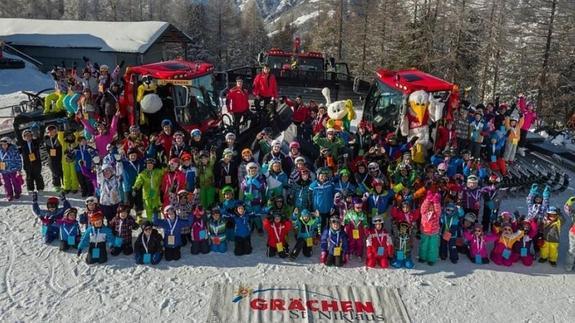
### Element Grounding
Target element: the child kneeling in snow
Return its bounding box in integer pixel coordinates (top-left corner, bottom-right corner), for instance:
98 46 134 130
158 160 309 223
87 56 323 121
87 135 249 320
208 208 228 253
77 211 114 264
289 209 321 260
190 206 210 255
263 212 292 258
365 215 393 268
513 219 538 266
32 191 71 244
56 207 80 251
109 205 137 256
153 205 192 261
464 224 497 264
134 221 163 265
320 216 349 267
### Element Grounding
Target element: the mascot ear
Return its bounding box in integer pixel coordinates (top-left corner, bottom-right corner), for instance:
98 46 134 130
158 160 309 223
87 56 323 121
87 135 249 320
345 100 355 121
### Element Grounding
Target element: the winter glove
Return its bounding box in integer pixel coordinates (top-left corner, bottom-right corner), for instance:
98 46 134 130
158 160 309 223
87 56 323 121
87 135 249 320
60 191 66 200
77 249 82 257
530 183 538 194
543 185 551 199
119 60 125 68
32 191 38 202
320 251 327 264
82 56 89 63
409 136 419 145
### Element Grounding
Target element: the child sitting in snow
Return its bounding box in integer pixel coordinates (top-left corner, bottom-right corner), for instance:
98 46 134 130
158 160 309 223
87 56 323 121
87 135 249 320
320 216 349 267
32 191 71 244
490 222 524 267
55 207 80 251
109 205 137 256
77 211 114 264
153 205 192 261
134 221 163 265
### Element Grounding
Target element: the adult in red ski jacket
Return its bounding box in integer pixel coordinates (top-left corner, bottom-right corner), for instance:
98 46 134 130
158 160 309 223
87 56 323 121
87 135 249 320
226 77 250 129
252 64 279 116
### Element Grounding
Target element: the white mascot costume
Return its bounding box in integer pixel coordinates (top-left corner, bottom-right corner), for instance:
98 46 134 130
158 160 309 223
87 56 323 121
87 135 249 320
400 90 443 164
322 87 355 132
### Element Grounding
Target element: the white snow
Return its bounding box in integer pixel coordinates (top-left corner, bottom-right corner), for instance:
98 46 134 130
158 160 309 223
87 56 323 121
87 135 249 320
0 51 54 134
291 10 320 26
0 166 573 322
0 52 53 96
0 18 169 53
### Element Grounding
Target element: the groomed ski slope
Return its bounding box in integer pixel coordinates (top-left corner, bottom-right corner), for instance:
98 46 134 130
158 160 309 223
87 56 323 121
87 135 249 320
0 167 574 322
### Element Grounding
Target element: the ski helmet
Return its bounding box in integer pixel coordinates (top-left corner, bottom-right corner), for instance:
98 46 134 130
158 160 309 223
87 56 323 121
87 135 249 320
46 197 59 208
289 141 300 149
190 128 201 137
464 212 477 223
64 207 78 217
300 209 311 218
372 215 384 224
85 196 98 205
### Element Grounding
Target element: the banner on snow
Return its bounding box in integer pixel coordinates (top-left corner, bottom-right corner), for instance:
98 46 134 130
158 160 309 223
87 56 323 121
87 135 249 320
206 283 411 323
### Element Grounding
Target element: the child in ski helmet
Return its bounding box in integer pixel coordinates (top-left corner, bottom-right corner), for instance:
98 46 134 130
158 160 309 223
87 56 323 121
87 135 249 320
55 207 80 251
365 215 394 268
538 206 562 267
134 221 163 265
490 223 524 267
320 216 349 267
153 205 192 261
289 209 321 259
32 191 71 244
439 203 464 264
343 198 368 258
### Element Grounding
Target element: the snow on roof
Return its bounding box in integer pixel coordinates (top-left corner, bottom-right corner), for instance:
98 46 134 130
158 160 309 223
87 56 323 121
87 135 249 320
0 18 170 53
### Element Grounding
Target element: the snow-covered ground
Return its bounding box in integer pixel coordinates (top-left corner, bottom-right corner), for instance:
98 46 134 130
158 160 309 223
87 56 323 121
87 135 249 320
0 167 574 322
0 51 54 134
0 51 53 96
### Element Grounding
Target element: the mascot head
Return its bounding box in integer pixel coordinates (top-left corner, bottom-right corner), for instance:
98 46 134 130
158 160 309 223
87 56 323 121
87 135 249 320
327 101 349 121
408 90 429 123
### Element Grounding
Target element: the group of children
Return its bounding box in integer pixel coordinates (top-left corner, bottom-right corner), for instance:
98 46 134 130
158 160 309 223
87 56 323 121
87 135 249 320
1 81 566 270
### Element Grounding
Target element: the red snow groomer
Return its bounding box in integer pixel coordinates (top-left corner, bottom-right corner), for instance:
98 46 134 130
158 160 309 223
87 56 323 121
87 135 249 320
360 68 459 132
121 59 223 135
